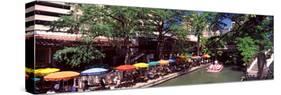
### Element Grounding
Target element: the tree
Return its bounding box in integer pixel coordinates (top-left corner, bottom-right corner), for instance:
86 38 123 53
101 6 143 64
236 37 258 64
51 4 146 65
200 36 210 54
140 9 187 59
53 44 105 69
253 16 273 79
183 12 214 56
50 4 113 68
208 14 273 78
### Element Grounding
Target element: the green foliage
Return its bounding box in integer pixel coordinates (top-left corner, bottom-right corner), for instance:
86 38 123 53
53 45 105 68
174 39 191 53
49 4 273 68
184 12 211 35
200 37 209 53
206 14 273 67
171 24 188 40
182 12 216 55
236 37 258 64
50 5 115 67
88 23 113 37
106 6 141 39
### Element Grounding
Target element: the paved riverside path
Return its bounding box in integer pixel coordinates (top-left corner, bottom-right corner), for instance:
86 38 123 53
247 50 273 77
115 64 210 89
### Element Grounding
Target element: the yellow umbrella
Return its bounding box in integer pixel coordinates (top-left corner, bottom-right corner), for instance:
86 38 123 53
158 60 169 65
34 68 60 76
25 67 34 74
133 63 149 69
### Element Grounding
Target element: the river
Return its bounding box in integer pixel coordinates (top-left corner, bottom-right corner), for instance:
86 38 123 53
156 66 243 87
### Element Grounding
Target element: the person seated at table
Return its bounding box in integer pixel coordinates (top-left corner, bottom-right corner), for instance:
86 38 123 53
105 75 113 85
54 83 60 91
63 85 72 92
147 71 154 79
114 76 121 87
99 78 106 89
46 88 56 94
83 81 89 91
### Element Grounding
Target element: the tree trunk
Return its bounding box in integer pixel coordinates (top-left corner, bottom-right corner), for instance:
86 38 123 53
157 25 164 60
124 37 131 64
158 40 164 60
257 42 267 79
257 51 266 79
197 34 201 56
124 45 130 64
159 41 164 59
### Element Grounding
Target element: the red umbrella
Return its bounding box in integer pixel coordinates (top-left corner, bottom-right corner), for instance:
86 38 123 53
116 65 136 71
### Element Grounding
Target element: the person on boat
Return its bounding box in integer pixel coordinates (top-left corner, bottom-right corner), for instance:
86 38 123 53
214 60 218 64
216 64 222 70
214 60 220 69
208 60 217 70
208 64 214 70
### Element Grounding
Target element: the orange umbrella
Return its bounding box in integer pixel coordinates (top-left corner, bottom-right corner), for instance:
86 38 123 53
191 56 201 59
44 71 80 81
202 54 211 58
158 60 169 65
116 65 136 71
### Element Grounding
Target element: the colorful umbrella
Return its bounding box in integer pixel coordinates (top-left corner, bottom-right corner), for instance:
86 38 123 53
178 55 187 59
158 60 169 65
81 68 108 76
34 68 60 76
202 54 211 58
148 61 159 66
25 67 34 74
178 55 189 62
191 56 201 59
133 63 149 69
31 77 41 81
44 71 80 81
116 65 136 71
168 59 176 63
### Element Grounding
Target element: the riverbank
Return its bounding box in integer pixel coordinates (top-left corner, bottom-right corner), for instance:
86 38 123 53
115 63 210 89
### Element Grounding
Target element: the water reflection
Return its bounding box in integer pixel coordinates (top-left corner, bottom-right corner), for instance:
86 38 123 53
156 66 243 87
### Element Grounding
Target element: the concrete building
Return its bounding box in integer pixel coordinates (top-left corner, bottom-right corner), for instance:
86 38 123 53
25 0 71 32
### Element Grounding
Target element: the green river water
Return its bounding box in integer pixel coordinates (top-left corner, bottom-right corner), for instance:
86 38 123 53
156 66 243 87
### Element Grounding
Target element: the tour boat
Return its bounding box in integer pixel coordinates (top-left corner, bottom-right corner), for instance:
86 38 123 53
207 64 223 72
